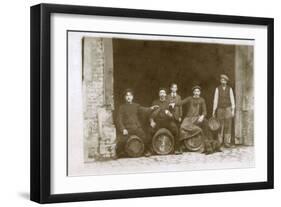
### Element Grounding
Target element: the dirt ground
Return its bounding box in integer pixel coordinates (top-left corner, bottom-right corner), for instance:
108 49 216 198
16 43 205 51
78 146 255 176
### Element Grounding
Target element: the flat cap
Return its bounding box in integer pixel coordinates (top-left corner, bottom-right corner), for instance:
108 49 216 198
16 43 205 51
123 88 134 96
192 85 201 91
159 87 168 93
220 74 229 81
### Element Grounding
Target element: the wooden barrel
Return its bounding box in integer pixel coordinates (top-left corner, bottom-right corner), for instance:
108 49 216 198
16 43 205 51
152 128 174 155
184 132 204 152
125 135 145 158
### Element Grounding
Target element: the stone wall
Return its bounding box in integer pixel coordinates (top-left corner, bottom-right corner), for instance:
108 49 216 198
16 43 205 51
82 37 116 161
235 45 254 145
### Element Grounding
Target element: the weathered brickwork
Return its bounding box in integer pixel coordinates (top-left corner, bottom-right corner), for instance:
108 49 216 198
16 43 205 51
83 37 116 161
235 46 254 145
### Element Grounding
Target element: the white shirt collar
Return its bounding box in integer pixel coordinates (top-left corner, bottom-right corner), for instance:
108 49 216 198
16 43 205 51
171 92 177 97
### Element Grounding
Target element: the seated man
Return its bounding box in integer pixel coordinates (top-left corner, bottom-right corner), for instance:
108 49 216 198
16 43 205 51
175 85 221 154
149 88 182 154
116 89 158 158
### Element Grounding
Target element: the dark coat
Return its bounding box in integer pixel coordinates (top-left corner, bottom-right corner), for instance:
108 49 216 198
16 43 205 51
150 99 171 122
167 93 183 121
180 96 207 118
117 102 151 132
150 99 178 138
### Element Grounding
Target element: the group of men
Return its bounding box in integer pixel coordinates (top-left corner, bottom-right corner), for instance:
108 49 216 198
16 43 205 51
116 74 236 158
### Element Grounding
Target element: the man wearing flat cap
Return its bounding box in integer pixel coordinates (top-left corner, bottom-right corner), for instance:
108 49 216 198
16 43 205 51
212 74 235 148
173 86 218 154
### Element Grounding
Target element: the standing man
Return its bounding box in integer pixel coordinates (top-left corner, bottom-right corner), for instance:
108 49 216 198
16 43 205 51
167 83 183 124
212 74 235 148
116 89 158 158
150 88 182 154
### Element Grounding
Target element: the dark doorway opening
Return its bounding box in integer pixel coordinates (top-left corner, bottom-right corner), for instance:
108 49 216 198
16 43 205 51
113 38 235 119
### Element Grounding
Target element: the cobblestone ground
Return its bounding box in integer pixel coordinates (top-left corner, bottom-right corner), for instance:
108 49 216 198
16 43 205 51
81 146 255 176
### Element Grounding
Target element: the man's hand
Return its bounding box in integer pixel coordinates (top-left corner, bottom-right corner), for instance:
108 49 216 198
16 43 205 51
169 103 176 108
178 117 182 123
150 120 156 128
123 129 128 136
198 115 204 123
150 105 159 110
231 108 235 117
165 109 173 117
212 110 216 117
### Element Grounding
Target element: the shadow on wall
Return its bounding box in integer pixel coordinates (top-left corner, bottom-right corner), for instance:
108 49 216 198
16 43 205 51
113 38 236 118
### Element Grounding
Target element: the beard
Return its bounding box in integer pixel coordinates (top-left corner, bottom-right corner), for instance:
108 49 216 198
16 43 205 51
159 96 166 101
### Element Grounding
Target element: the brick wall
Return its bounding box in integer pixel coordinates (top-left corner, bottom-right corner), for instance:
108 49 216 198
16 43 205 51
235 45 254 145
82 37 116 161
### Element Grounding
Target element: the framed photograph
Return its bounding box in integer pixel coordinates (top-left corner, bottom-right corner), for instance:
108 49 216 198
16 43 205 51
30 3 274 203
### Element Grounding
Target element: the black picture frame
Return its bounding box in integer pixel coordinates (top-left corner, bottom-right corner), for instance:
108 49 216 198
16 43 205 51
30 3 274 204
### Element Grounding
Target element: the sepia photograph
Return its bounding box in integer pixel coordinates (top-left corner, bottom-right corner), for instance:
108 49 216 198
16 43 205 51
30 4 273 203
67 31 254 176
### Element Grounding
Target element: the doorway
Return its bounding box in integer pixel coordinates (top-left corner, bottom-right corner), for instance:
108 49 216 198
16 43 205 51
113 38 236 118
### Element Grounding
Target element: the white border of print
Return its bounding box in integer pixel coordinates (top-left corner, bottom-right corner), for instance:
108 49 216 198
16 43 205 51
51 13 267 194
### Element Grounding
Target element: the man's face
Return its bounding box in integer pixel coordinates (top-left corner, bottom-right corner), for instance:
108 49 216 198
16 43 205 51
171 84 178 93
125 92 133 103
220 78 227 85
159 90 167 100
193 88 201 98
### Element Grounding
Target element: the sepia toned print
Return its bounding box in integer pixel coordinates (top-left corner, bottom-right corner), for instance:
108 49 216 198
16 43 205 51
69 33 254 176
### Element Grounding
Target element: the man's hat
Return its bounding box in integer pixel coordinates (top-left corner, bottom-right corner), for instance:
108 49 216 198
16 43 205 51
123 88 134 96
220 74 229 81
192 85 201 91
159 87 167 93
208 117 221 131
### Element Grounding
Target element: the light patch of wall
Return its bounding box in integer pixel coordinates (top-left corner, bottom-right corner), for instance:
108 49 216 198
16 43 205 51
82 37 116 161
235 45 254 145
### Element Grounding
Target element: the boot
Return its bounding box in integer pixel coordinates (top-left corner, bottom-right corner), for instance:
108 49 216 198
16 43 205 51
175 147 183 155
174 142 183 155
218 134 224 148
212 140 222 152
224 134 232 148
204 140 214 155
144 150 152 157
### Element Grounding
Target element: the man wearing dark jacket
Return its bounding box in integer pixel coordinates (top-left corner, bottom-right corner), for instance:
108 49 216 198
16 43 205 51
167 83 183 123
149 88 181 154
116 89 158 157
